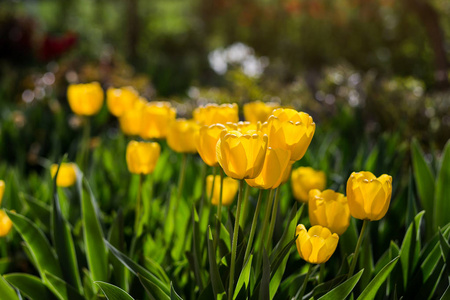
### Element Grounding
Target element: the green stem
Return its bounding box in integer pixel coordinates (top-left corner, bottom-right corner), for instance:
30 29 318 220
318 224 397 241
295 263 313 300
228 180 244 300
176 153 188 202
319 263 325 284
266 186 282 252
256 188 275 276
79 117 91 172
243 189 264 264
240 184 251 228
134 174 144 234
348 219 369 278
214 168 224 253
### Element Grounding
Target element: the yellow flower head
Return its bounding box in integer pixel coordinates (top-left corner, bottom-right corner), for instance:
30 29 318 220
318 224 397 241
295 224 339 264
140 101 176 139
291 167 326 202
216 129 268 180
167 119 200 153
193 103 239 126
309 189 350 235
243 101 279 123
263 108 315 162
67 82 104 116
119 98 147 136
197 124 227 167
50 163 77 188
246 147 291 189
0 180 4 206
0 210 13 237
206 175 239 206
346 171 392 221
106 86 139 117
126 141 161 175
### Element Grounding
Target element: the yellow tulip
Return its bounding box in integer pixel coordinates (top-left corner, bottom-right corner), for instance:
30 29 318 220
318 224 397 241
216 129 268 180
246 147 291 189
106 86 139 117
0 210 13 237
0 180 4 206
346 171 393 221
196 124 226 167
291 167 326 202
140 102 176 139
295 224 339 264
243 101 279 123
119 98 147 136
309 189 350 235
206 175 239 206
50 163 77 187
263 108 315 162
67 82 104 116
126 141 161 174
193 103 239 126
167 119 200 153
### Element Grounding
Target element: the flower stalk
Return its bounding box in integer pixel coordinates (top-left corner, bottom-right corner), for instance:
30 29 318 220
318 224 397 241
348 219 369 278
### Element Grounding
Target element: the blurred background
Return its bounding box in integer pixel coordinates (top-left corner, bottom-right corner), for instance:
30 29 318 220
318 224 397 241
0 0 449 171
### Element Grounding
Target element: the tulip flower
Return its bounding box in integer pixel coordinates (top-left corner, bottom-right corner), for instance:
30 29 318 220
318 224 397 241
119 98 147 136
167 119 200 153
67 82 104 116
309 189 350 235
291 167 326 202
193 103 239 126
216 129 268 180
0 180 4 206
140 101 176 139
106 86 139 117
243 101 279 123
126 141 161 175
50 163 77 187
196 124 226 167
246 147 291 189
0 210 13 237
346 171 393 221
263 108 315 162
206 175 239 206
295 224 339 264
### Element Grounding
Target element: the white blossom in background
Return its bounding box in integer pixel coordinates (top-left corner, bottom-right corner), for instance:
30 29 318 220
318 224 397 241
208 42 269 78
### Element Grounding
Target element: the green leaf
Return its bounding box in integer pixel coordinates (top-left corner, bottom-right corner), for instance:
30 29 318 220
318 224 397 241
108 210 127 290
138 274 171 300
51 161 82 292
357 256 399 300
44 272 84 300
438 229 450 277
77 173 108 282
19 193 51 229
233 255 253 299
440 284 450 300
405 170 418 229
192 207 204 290
0 275 19 300
400 211 424 288
4 273 57 300
411 139 435 237
317 269 364 300
95 281 135 300
5 210 62 278
207 227 225 298
434 141 450 229
259 248 270 300
171 282 183 300
105 240 170 296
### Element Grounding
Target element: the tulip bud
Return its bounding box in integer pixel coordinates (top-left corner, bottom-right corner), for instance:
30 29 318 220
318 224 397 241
0 180 4 207
193 103 239 126
309 189 350 235
206 175 239 206
216 129 268 180
243 101 279 123
263 108 315 162
140 102 176 139
67 82 104 116
50 163 77 187
167 119 200 153
197 124 226 167
245 147 291 189
295 224 339 264
346 171 392 221
0 210 13 237
107 86 139 117
126 141 161 174
291 167 326 202
119 98 147 136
